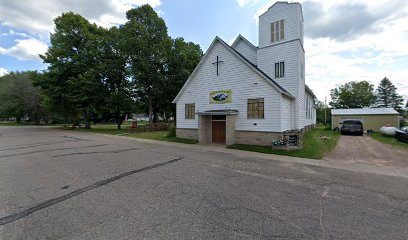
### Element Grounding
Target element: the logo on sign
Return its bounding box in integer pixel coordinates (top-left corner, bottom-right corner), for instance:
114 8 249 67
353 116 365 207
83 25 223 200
210 90 232 104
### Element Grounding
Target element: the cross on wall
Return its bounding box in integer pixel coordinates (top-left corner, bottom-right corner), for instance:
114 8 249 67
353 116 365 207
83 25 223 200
212 55 224 76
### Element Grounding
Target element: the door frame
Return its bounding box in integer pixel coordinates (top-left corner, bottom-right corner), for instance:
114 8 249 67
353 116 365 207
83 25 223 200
211 115 226 143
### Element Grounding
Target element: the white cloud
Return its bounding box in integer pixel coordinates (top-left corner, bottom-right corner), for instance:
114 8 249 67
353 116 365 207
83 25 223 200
0 0 162 37
0 38 48 61
0 0 163 62
0 67 8 76
304 3 408 102
252 0 408 103
1 29 30 38
228 37 236 46
237 0 259 8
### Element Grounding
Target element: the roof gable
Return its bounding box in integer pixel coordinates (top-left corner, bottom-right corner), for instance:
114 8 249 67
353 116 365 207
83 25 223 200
172 36 293 103
231 34 257 50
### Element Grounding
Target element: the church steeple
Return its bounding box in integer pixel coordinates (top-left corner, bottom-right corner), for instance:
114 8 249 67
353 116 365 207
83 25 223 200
258 2 303 48
256 1 306 129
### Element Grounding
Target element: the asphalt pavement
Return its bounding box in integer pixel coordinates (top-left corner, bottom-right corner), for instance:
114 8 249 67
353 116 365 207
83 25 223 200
0 127 407 240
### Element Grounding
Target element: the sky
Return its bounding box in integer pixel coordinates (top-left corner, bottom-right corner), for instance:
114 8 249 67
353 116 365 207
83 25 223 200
1 0 408 103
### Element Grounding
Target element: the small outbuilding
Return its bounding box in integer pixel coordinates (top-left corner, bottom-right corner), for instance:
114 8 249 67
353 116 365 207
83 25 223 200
331 108 400 131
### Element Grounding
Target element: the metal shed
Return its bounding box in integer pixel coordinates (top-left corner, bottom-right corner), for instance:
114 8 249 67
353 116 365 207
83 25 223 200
331 108 400 131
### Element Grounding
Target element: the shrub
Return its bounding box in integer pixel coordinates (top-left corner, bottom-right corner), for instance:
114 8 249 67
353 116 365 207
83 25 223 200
168 124 176 137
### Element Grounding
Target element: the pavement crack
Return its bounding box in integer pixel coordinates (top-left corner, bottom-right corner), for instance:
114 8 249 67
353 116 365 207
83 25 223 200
52 148 139 157
0 144 108 158
319 186 329 239
0 156 183 226
0 140 83 151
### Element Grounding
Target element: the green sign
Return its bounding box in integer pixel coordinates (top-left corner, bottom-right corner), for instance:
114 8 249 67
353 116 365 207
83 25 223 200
210 89 232 104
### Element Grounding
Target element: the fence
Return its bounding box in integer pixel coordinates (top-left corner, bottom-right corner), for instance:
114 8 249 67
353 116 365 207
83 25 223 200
127 122 172 132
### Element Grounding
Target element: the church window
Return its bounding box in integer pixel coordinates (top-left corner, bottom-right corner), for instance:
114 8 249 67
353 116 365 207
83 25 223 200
185 103 195 119
275 62 284 78
280 19 284 40
247 98 264 119
271 19 284 43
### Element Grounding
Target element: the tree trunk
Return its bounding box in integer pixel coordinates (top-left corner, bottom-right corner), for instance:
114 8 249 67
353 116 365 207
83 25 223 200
153 108 158 123
148 97 153 131
116 111 122 130
84 110 91 129
16 116 21 123
172 106 176 123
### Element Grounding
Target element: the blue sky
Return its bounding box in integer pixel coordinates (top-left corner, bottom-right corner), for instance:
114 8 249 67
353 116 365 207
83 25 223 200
1 0 408 103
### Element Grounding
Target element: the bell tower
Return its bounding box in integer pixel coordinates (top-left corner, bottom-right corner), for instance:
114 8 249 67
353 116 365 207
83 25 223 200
257 2 305 129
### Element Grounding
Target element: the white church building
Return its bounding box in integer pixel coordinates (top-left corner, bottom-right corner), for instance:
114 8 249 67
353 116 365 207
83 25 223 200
173 1 316 148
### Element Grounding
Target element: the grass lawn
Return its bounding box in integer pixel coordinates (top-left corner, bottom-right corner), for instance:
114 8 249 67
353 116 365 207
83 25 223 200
66 124 197 144
228 125 340 159
0 122 60 126
368 132 408 150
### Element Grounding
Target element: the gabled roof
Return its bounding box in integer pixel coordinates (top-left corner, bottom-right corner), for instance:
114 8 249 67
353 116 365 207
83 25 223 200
172 36 293 103
231 34 257 50
331 108 399 116
305 85 316 99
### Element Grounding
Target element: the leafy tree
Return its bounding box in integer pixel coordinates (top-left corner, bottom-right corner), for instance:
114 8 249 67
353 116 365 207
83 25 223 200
38 12 105 128
330 81 375 108
0 72 48 123
97 27 134 129
374 77 403 110
162 37 203 120
121 5 171 126
315 100 331 125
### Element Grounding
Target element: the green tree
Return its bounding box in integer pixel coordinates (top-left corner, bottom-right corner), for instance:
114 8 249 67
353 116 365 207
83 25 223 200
374 77 403 110
0 72 48 123
38 12 105 128
315 100 331 125
97 27 134 129
161 37 203 120
330 81 375 108
121 5 171 126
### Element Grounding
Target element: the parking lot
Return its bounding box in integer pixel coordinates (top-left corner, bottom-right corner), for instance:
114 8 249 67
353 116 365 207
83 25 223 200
0 127 408 239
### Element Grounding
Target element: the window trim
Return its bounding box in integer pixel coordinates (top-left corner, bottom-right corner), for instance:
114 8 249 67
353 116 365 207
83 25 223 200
275 61 285 78
279 62 284 77
271 19 284 43
185 103 195 119
247 98 265 119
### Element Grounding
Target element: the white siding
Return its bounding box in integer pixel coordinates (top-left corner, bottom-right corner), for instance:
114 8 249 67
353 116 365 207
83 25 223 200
232 39 257 65
258 2 302 48
257 2 305 130
304 91 316 126
257 40 304 129
281 96 293 131
176 40 282 132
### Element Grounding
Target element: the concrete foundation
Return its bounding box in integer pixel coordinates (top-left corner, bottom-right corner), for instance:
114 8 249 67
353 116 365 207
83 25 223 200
176 128 198 140
235 131 282 146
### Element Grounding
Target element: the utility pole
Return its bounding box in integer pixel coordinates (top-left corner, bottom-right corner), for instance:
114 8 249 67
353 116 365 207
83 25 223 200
324 96 327 126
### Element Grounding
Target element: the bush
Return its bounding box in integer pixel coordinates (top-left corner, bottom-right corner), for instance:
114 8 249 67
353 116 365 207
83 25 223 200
168 124 176 137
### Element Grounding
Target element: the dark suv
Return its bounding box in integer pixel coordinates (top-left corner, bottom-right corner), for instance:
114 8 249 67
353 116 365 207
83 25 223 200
340 120 364 136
